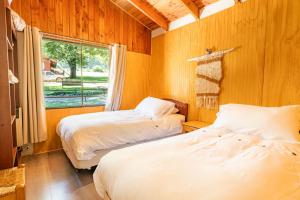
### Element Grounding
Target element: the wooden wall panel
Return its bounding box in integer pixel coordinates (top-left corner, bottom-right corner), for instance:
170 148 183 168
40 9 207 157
34 51 151 153
150 0 300 122
11 0 151 54
150 0 268 122
47 0 56 34
120 51 150 110
262 0 300 106
82 0 89 40
55 0 63 35
88 0 95 41
20 0 31 23
30 0 39 28
34 106 104 153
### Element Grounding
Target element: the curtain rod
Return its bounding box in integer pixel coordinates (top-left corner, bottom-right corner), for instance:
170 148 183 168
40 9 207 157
41 32 111 48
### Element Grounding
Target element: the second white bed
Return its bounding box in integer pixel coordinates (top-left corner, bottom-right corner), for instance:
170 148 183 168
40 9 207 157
93 104 300 200
93 126 300 200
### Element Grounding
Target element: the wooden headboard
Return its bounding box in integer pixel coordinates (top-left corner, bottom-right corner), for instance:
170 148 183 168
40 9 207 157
164 99 188 121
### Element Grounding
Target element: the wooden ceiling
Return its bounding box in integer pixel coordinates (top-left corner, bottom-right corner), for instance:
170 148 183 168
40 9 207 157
111 0 220 30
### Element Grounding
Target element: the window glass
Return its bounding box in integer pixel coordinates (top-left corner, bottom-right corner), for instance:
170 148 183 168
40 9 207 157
42 38 110 108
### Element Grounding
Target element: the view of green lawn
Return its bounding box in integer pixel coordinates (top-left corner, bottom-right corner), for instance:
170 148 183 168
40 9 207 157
44 82 108 108
44 86 107 96
68 76 108 83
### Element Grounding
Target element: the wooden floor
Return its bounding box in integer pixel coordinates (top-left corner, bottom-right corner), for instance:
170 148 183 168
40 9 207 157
21 150 102 200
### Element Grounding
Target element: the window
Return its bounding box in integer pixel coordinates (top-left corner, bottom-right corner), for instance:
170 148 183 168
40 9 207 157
200 0 235 19
42 38 110 108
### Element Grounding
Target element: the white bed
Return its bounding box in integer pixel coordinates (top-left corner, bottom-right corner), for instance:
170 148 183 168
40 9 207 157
57 98 188 169
60 132 178 169
93 104 300 200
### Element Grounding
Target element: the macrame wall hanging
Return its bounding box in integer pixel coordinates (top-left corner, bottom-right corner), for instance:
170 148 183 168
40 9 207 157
188 47 236 109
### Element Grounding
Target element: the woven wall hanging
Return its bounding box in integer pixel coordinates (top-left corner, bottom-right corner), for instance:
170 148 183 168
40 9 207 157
188 48 236 109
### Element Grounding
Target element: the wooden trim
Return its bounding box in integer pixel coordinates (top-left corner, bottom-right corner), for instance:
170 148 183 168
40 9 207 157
33 148 63 155
179 0 199 18
42 32 111 49
126 0 169 30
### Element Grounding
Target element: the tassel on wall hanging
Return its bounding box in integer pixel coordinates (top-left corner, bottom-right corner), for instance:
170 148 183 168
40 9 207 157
188 47 236 109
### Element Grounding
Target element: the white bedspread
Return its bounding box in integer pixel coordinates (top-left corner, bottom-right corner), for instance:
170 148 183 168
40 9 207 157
93 127 300 200
57 110 184 160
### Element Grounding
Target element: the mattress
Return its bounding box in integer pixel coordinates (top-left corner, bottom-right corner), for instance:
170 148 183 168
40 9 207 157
61 133 177 169
93 126 300 200
57 110 185 163
61 138 113 169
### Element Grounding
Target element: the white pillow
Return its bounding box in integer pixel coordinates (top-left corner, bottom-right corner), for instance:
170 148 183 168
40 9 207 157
162 107 180 117
135 97 175 119
171 107 180 114
212 104 300 141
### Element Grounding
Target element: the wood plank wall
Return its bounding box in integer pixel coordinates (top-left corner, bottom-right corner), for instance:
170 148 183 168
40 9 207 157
262 0 300 106
120 51 150 110
11 0 151 54
150 0 300 122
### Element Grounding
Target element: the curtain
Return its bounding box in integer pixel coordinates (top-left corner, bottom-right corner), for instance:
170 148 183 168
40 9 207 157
17 26 47 145
105 44 127 111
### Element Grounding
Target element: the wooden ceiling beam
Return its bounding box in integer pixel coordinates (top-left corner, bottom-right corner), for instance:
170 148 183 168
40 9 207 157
127 0 169 30
179 0 200 18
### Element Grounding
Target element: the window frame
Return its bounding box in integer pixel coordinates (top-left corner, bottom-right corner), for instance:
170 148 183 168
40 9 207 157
41 33 112 109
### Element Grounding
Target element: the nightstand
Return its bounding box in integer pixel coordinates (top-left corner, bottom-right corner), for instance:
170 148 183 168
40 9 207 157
182 121 211 133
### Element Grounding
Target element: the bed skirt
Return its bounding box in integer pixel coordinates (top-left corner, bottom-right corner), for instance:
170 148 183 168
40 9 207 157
61 133 181 169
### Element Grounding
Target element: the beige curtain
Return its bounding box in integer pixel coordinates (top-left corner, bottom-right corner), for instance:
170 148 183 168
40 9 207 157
105 44 127 111
17 26 47 144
